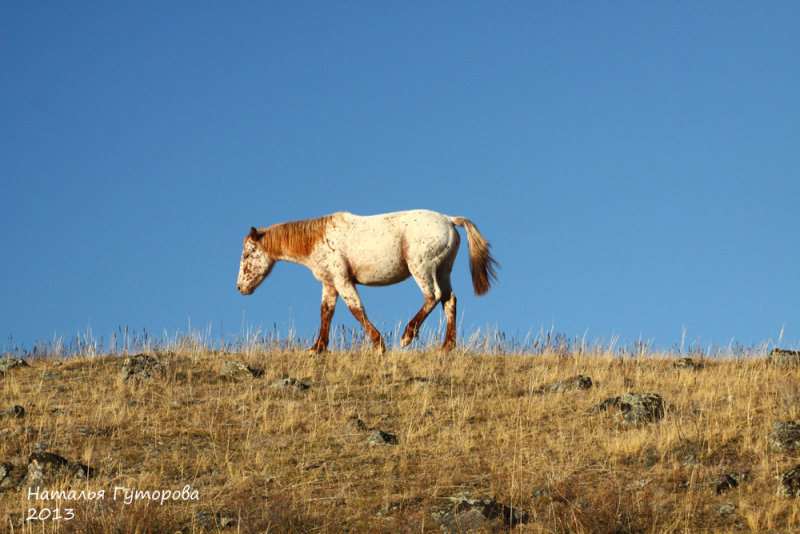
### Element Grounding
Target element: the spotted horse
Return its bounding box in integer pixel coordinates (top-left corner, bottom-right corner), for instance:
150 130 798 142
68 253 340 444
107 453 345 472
237 209 498 353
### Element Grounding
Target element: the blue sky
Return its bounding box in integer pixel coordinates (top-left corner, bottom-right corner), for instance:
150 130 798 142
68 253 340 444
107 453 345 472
2 2 798 352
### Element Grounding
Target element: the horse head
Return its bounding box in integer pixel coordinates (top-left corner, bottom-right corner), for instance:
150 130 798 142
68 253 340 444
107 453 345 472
237 227 275 295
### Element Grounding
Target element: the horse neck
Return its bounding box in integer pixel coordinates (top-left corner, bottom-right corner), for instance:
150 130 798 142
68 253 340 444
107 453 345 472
260 216 330 265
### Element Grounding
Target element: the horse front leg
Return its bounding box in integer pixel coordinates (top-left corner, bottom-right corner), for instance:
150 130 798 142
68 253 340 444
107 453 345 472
309 284 338 354
336 282 385 353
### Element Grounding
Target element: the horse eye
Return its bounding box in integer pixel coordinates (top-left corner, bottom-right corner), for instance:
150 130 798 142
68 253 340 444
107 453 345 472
243 253 250 260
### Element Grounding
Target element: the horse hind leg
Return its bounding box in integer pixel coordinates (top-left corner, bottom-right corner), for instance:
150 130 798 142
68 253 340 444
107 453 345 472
400 270 441 348
438 276 457 351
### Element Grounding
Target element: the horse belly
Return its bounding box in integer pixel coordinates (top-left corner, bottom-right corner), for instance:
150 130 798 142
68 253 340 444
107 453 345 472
352 255 411 286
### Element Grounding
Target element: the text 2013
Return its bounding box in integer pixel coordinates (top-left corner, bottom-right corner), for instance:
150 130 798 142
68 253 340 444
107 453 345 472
27 508 75 521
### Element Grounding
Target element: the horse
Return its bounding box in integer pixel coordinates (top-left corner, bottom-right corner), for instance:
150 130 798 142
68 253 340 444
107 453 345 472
237 209 498 353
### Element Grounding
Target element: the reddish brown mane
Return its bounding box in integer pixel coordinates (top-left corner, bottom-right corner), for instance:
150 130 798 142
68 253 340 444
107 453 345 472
256 215 333 258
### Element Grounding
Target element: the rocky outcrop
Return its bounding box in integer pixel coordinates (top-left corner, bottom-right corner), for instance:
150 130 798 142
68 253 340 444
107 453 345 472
434 494 529 532
25 452 93 489
549 375 593 392
345 416 368 433
591 392 666 424
0 357 28 372
119 353 163 381
220 360 264 379
778 465 800 497
0 406 24 420
768 348 800 367
270 377 310 390
769 420 800 452
367 430 398 446
714 473 746 494
0 462 25 492
670 357 702 371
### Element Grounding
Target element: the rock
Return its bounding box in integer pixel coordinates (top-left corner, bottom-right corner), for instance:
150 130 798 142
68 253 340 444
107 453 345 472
407 376 432 389
530 487 554 499
220 360 264 379
367 430 398 446
591 393 666 424
549 375 593 392
39 371 55 380
671 357 702 370
778 465 800 497
714 501 737 519
0 406 24 420
769 348 800 367
769 420 800 452
194 510 237 528
671 439 701 468
25 452 93 488
435 495 529 532
616 393 666 424
269 377 310 390
0 462 25 492
714 473 746 494
590 398 619 413
0 357 28 372
345 416 368 433
119 354 162 381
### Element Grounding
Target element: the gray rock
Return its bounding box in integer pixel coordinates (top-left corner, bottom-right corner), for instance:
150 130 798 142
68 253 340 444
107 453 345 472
368 430 398 446
778 465 800 497
590 397 619 413
714 501 737 519
194 510 237 528
0 406 24 420
769 348 800 367
591 392 665 424
769 420 800 452
435 495 529 532
616 393 666 424
0 462 25 492
25 452 93 489
220 360 264 379
715 473 746 494
0 357 28 372
119 353 162 381
530 487 554 499
269 377 310 390
671 357 702 371
407 376 432 389
345 416 368 433
549 375 593 392
672 439 701 468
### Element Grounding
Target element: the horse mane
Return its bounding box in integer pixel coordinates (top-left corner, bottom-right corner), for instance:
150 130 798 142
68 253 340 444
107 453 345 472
257 215 333 258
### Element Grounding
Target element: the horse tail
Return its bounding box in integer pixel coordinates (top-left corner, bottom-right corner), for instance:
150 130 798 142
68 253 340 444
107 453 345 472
451 217 499 296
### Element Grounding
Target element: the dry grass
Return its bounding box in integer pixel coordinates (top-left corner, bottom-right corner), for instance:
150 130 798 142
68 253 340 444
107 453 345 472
2 335 800 533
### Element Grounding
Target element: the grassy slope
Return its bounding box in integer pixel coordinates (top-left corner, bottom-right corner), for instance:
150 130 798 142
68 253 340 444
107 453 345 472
2 344 800 533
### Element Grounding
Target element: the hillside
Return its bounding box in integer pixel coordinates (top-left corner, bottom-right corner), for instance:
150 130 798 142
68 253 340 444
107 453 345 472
2 342 800 532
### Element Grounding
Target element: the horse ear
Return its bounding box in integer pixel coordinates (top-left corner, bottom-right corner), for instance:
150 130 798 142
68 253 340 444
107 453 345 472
249 227 260 240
